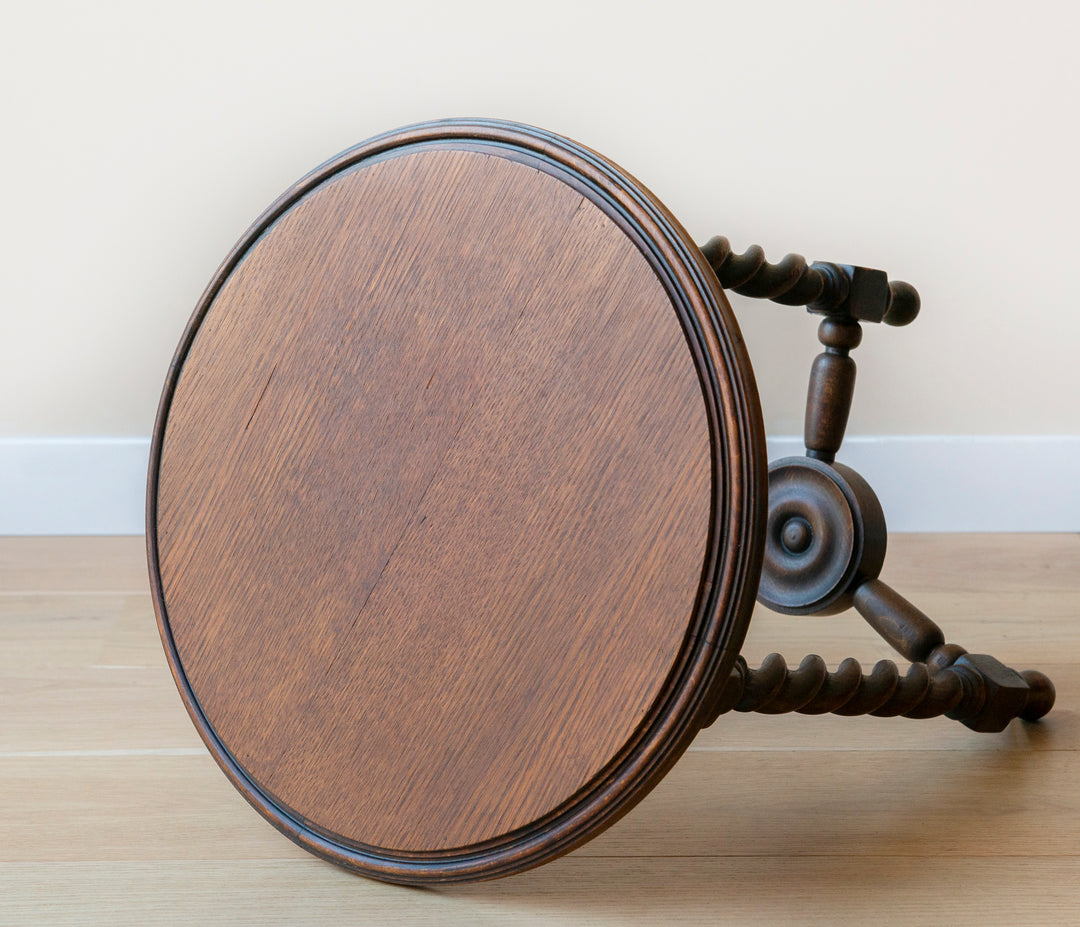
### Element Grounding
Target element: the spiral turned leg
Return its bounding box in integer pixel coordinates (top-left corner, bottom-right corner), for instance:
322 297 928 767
699 236 1056 734
702 652 1055 732
701 235 920 325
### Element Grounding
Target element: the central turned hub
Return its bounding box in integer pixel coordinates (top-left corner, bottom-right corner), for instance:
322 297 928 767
781 517 813 554
757 457 887 616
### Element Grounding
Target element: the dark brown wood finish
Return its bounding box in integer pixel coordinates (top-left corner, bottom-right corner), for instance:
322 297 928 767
804 319 861 463
148 120 766 883
700 237 1054 734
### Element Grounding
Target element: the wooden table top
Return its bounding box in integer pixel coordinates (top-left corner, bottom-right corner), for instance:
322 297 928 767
147 120 765 881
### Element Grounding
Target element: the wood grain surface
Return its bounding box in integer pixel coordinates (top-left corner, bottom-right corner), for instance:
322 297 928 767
3 534 1077 925
147 121 766 880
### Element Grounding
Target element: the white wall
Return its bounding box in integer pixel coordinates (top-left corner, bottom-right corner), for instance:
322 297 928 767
3 0 1078 531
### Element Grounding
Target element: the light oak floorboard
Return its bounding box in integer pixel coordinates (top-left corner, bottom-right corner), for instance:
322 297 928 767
1 534 1077 924
2 858 1078 927
0 536 148 594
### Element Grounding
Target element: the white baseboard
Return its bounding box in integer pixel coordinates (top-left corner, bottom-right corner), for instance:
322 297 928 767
1 436 1077 536
766 436 1080 532
0 438 151 536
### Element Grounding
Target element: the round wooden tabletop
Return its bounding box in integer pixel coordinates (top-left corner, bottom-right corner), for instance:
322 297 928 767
148 119 765 883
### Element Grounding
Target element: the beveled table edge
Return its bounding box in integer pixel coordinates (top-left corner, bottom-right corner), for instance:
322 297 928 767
146 117 767 883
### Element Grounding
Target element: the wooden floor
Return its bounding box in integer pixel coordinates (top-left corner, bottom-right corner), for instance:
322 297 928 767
2 535 1077 925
